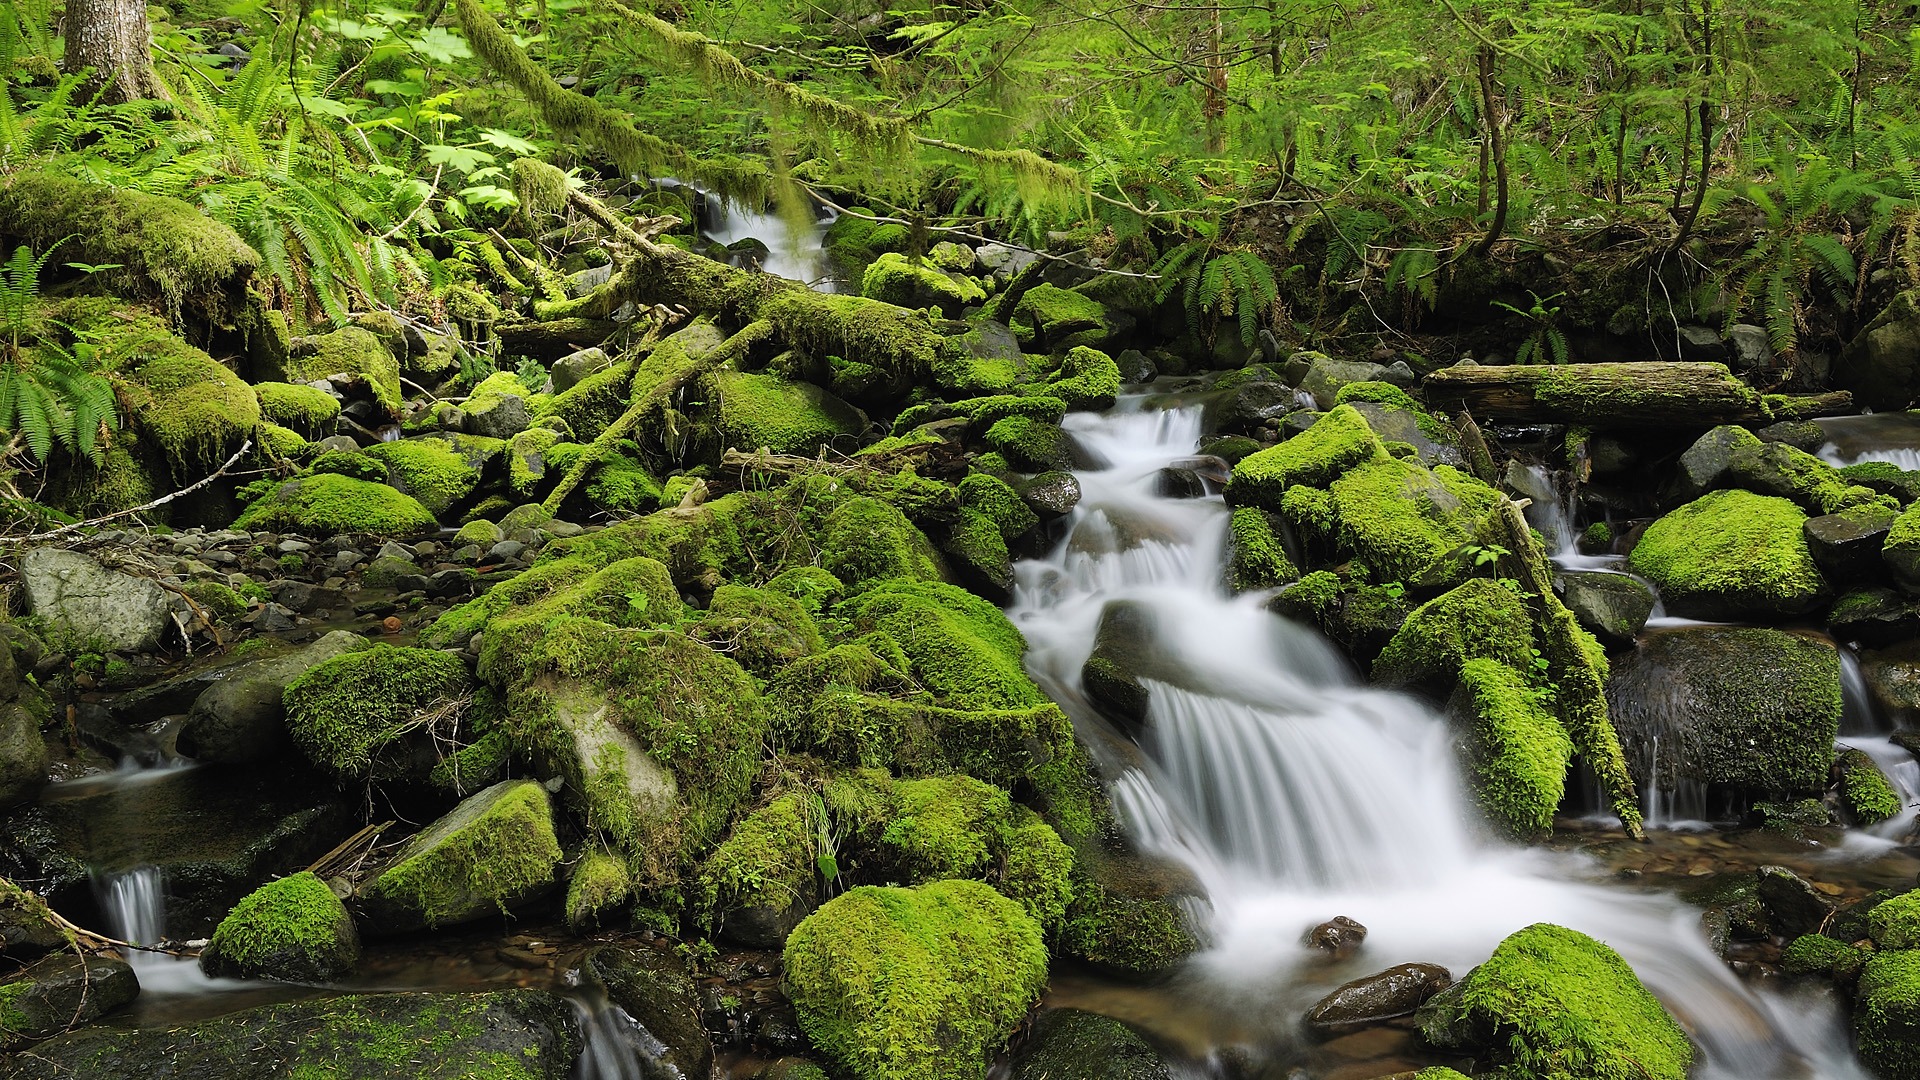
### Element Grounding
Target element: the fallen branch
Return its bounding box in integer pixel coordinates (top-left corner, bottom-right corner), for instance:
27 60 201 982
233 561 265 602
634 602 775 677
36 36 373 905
10 440 254 545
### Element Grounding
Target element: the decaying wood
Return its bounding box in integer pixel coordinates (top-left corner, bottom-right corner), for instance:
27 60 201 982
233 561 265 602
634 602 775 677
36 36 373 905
496 316 623 359
307 820 394 882
1424 362 1763 427
1763 391 1854 422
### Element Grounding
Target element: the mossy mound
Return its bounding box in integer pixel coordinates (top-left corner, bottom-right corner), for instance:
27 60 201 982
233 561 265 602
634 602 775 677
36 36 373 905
200 870 360 982
281 325 403 416
1857 949 1920 1079
860 252 986 316
1870 890 1920 950
1373 578 1535 688
1325 457 1502 585
564 850 632 929
983 415 1072 471
236 473 438 536
1839 748 1902 824
1012 284 1111 351
1047 346 1122 411
364 438 482 518
819 495 944 587
283 644 474 780
1450 659 1572 839
842 580 1043 711
1225 508 1299 593
691 583 826 678
707 371 865 455
783 879 1048 1080
114 326 261 476
697 790 822 946
254 381 341 435
357 780 563 933
1415 922 1692 1080
1226 404 1384 506
1782 933 1866 980
1009 1009 1175 1080
1629 489 1828 619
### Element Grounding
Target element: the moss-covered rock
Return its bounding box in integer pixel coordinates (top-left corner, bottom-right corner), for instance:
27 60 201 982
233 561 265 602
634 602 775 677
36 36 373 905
1629 489 1829 619
698 790 821 947
254 381 340 436
1372 578 1535 689
1607 626 1839 793
7 989 580 1079
563 850 631 929
1009 1009 1175 1080
861 252 986 317
1450 659 1572 839
363 438 481 519
1415 922 1691 1080
1327 457 1502 586
1012 284 1112 352
843 581 1042 710
1870 891 1920 950
356 779 562 933
1782 932 1866 980
1058 854 1201 979
1225 404 1385 508
1885 502 1920 592
1856 949 1920 1079
283 644 474 780
459 371 533 440
707 370 865 455
984 415 1072 471
281 325 403 416
114 325 261 476
235 473 438 536
691 583 826 679
819 496 944 587
199 870 359 982
0 954 139 1050
783 879 1048 1080
1225 508 1299 593
1048 345 1122 411
1839 747 1902 824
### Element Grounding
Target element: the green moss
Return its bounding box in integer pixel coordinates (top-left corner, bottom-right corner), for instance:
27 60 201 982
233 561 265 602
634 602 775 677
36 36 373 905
863 776 1072 927
454 519 503 547
1840 747 1903 824
1226 507 1299 592
1629 489 1827 618
1417 923 1692 1080
1012 284 1109 351
1373 578 1535 687
236 473 439 536
759 289 943 379
283 644 473 779
1226 404 1387 509
983 415 1070 471
583 451 665 513
1581 521 1613 550
819 496 944 587
895 395 1067 436
1328 459 1501 585
783 879 1048 1080
1782 933 1865 979
708 370 865 455
1856 949 1920 1079
255 382 341 434
1058 864 1199 978
537 359 635 442
843 580 1041 710
861 252 986 315
507 428 564 498
257 422 308 459
564 850 632 928
1872 891 1920 950
0 171 258 320
284 326 403 415
1454 659 1572 839
109 319 261 474
1334 380 1420 411
1842 461 1920 503
1047 346 1122 411
693 583 826 678
363 439 481 518
362 780 563 929
181 580 250 625
959 473 1039 541
308 450 386 481
699 790 819 919
201 871 359 981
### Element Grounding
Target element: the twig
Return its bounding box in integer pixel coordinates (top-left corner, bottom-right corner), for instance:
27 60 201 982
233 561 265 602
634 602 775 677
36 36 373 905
10 441 254 544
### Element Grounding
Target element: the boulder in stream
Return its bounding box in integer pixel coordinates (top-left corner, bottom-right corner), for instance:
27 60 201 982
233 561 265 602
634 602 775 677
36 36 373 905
1010 1008 1175 1080
1854 950 1920 1080
1756 865 1837 938
1805 505 1898 584
586 943 713 1080
1304 961 1452 1037
1628 489 1829 620
0 953 138 1049
199 870 360 982
18 548 172 654
354 779 562 934
4 989 580 1078
177 630 369 763
1553 570 1655 649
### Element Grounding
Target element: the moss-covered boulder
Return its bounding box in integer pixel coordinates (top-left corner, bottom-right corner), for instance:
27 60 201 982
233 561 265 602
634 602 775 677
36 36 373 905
178 630 370 765
0 954 138 1050
1856 949 1920 1079
1372 578 1534 689
1047 345 1122 411
355 780 562 933
861 252 986 316
283 644 474 780
1225 508 1299 593
783 879 1048 1080
6 989 580 1079
1058 853 1202 979
1226 404 1384 506
364 438 482 519
459 371 533 440
819 496 944 587
690 583 826 679
1884 502 1920 592
199 871 359 982
235 473 438 536
0 171 258 321
1607 626 1839 793
1415 923 1691 1080
114 323 261 478
1449 659 1572 839
1009 1009 1175 1080
698 790 821 947
279 325 403 416
1629 489 1828 619
1012 284 1112 352
1869 890 1920 950
1839 748 1902 824
254 381 341 436
984 414 1073 471
707 371 865 455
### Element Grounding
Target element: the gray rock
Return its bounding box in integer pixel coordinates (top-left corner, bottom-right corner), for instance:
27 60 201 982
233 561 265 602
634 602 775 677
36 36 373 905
1081 600 1166 732
1018 471 1081 519
550 347 611 393
586 945 713 1079
1304 962 1452 1037
362 555 421 588
1835 289 1920 411
19 548 172 654
1806 507 1897 584
177 631 368 763
1010 1008 1174 1080
1300 356 1390 410
1678 323 1729 360
1757 865 1834 937
487 540 528 562
314 434 361 454
1861 641 1920 723
0 954 138 1049
7 989 580 1079
1671 424 1751 503
976 242 1039 280
1116 349 1157 383
1554 570 1655 649
1382 360 1418 387
461 392 530 439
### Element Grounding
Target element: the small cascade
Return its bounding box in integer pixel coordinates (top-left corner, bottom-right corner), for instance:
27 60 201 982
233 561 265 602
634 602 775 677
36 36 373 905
1816 413 1920 470
1841 649 1891 736
696 195 839 291
95 866 244 996
1509 462 1580 559
1837 736 1920 847
563 971 682 1080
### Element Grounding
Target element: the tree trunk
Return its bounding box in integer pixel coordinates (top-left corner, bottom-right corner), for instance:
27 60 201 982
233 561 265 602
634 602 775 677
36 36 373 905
1471 46 1508 256
62 0 162 104
1423 362 1763 427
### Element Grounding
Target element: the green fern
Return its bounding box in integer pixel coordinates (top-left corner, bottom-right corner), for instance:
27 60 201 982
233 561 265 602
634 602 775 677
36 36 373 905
0 246 120 465
1151 240 1285 346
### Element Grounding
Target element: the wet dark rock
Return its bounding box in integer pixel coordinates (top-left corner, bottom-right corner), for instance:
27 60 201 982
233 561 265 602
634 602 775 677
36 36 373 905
1010 1008 1175 1080
5 989 580 1079
1669 425 1752 504
1861 641 1920 723
1757 865 1836 937
1607 627 1840 794
1677 323 1729 360
0 883 68 961
1116 349 1157 382
1757 420 1827 450
1081 600 1162 732
1348 402 1464 470
587 944 714 1080
1806 507 1897 584
1303 962 1452 1037
1304 915 1367 959
178 631 367 764
1214 381 1300 434
1831 589 1920 647
1017 471 1081 519
0 649 48 810
427 568 477 599
1282 410 1323 437
1835 288 1920 411
1553 570 1654 649
247 604 298 633
1155 467 1207 499
0 954 138 1049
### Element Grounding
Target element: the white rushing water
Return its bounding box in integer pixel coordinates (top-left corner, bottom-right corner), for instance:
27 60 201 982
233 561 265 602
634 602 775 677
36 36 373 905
697 195 840 291
1008 395 1870 1078
96 866 249 996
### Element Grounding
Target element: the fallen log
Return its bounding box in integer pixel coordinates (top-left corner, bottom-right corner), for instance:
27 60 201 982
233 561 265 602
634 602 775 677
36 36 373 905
495 315 623 359
1763 391 1854 422
1423 361 1764 427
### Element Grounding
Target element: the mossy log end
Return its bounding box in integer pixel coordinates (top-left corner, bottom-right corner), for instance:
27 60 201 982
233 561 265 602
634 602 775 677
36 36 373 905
1423 362 1763 428
1495 498 1644 839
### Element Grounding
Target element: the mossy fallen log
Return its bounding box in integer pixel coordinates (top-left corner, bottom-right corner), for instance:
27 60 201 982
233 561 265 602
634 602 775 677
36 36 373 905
1423 361 1763 427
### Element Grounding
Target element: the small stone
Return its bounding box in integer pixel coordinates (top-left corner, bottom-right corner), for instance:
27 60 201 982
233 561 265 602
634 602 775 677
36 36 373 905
1757 865 1835 937
1304 962 1452 1037
276 539 311 554
1305 915 1367 959
488 540 528 562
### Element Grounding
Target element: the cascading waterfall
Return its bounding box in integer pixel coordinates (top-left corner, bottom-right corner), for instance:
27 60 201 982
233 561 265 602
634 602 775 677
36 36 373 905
696 195 839 291
1011 394 1871 1078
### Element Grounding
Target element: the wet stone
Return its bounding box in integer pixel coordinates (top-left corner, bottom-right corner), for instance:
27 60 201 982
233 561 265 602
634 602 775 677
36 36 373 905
1304 915 1367 959
1757 865 1835 938
1304 962 1452 1037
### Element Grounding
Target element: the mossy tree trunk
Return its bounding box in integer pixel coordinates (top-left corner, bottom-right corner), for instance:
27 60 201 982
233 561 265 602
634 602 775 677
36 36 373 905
62 0 163 104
